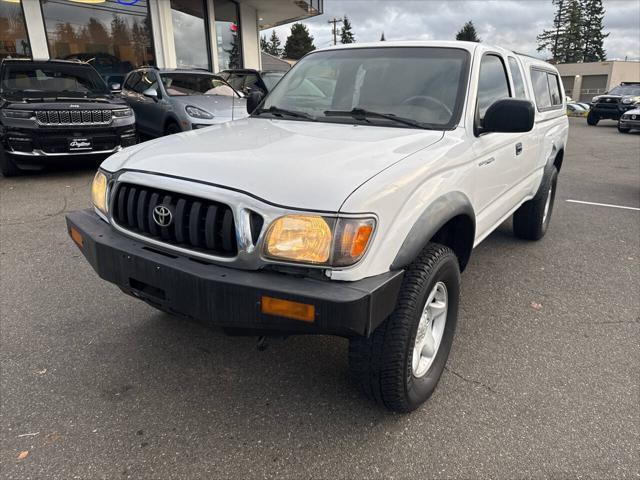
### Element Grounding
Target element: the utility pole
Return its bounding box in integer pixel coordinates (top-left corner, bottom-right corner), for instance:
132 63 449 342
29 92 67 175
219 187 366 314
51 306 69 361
328 17 343 45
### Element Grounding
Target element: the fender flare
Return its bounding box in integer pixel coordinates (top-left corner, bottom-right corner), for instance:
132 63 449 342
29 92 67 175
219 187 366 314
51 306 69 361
391 191 475 270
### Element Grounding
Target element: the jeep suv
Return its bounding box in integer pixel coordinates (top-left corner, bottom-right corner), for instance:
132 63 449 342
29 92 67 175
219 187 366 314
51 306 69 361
66 42 568 412
0 59 137 176
588 82 640 125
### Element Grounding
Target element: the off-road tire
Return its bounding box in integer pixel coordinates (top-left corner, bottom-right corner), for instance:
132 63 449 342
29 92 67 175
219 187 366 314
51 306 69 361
513 166 558 241
0 150 22 177
587 111 599 126
348 243 460 413
617 124 630 133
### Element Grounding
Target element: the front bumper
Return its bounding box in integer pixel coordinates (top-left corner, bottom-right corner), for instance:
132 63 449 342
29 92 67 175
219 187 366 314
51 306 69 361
1 125 137 165
66 209 403 337
619 118 640 130
591 105 636 120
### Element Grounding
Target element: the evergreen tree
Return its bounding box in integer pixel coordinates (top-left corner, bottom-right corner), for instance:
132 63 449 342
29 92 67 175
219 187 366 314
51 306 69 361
283 23 315 59
581 0 608 61
455 21 481 42
537 0 568 62
260 34 269 51
340 15 355 44
267 30 282 57
380 32 386 41
563 0 584 62
226 31 241 68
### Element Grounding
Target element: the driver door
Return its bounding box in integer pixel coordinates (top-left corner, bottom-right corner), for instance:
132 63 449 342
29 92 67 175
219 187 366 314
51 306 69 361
472 53 528 236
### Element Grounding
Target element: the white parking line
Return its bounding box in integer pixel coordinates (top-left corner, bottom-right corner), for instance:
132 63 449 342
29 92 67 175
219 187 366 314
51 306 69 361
566 199 640 211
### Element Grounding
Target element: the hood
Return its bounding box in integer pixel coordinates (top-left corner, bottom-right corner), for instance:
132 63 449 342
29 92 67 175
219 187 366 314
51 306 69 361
170 94 247 120
103 117 444 211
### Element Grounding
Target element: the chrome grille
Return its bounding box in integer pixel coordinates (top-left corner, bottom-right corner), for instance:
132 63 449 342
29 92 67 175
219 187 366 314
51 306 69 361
35 109 113 126
111 183 239 257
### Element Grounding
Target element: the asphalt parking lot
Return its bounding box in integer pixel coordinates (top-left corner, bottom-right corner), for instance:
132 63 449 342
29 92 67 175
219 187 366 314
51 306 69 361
1 118 638 479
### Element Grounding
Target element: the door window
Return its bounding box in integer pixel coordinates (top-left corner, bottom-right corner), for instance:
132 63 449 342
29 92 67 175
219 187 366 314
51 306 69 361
531 69 562 110
124 72 141 91
476 54 511 122
508 57 527 99
547 73 562 106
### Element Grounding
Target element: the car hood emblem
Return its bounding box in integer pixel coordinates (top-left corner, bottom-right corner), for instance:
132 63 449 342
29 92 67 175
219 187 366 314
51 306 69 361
152 205 173 227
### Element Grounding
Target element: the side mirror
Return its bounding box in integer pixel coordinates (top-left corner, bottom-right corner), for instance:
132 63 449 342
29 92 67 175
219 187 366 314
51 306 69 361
246 90 265 114
143 88 158 100
109 83 121 93
482 99 534 134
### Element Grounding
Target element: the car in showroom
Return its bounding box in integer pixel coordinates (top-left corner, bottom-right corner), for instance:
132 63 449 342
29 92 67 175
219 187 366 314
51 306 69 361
588 82 640 125
66 41 567 412
0 58 136 177
618 107 640 133
217 68 286 95
63 52 134 91
121 68 248 137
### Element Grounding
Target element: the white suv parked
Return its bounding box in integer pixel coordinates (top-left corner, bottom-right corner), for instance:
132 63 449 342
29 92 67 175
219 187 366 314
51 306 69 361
67 41 568 412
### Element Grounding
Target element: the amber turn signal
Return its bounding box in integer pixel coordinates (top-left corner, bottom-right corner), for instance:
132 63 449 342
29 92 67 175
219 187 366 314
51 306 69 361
69 227 84 248
261 296 315 323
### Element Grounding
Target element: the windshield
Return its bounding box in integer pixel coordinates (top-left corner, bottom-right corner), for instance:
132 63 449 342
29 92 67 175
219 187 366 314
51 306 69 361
0 63 108 96
262 72 285 91
608 84 640 96
160 73 237 97
260 47 470 129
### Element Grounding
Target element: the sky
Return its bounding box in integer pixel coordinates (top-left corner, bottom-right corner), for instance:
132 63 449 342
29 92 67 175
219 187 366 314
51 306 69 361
263 0 640 61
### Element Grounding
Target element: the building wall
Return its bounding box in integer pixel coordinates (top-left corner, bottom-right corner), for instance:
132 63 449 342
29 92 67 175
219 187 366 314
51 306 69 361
557 61 640 101
609 62 640 90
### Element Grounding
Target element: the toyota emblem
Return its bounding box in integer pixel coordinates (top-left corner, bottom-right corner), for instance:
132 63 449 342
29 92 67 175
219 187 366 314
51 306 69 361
153 205 173 227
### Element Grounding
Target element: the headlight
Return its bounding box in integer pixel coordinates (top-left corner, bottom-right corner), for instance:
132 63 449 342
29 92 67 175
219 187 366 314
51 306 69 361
91 170 110 215
264 215 375 267
113 108 133 117
591 96 600 103
185 105 213 119
3 109 33 119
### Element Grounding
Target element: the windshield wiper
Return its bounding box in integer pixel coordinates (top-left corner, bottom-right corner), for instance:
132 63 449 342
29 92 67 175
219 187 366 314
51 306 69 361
324 108 431 129
254 106 315 120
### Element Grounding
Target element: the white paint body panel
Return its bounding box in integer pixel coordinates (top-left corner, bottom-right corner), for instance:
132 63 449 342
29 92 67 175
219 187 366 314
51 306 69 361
101 41 569 282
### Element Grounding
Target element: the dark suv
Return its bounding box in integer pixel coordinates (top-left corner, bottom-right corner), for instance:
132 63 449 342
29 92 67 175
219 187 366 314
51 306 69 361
588 82 640 126
0 59 137 176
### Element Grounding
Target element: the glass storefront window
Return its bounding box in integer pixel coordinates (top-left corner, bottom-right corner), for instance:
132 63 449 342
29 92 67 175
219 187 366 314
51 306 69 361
40 0 155 86
171 0 210 70
214 0 242 70
0 0 31 59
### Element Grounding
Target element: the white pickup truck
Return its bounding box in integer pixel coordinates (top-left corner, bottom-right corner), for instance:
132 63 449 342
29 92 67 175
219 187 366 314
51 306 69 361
67 41 568 412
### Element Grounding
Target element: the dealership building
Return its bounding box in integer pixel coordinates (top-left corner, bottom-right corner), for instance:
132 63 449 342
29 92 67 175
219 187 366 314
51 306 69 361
1 0 322 78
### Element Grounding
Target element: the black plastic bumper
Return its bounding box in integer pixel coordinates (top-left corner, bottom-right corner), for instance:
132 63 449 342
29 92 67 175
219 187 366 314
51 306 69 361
65 209 404 337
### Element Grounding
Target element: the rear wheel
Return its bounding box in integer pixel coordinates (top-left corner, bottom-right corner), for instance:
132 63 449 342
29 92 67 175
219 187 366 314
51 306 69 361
513 167 558 241
349 243 460 413
0 150 21 177
587 111 600 126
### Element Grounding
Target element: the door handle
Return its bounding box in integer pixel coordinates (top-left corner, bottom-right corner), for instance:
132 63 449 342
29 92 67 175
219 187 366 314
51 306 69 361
515 143 523 155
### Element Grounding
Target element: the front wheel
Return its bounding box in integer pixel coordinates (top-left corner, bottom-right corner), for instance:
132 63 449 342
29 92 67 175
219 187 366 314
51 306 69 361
165 122 181 136
587 111 599 126
349 243 460 413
